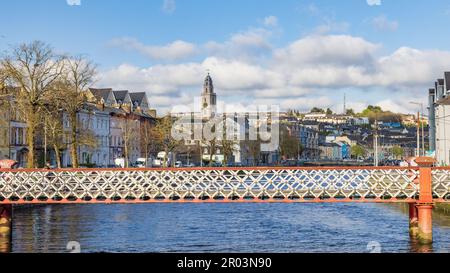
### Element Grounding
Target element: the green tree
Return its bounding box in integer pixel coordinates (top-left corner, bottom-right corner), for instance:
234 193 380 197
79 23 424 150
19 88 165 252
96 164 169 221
351 145 366 159
279 126 302 160
326 108 333 115
359 105 402 124
392 145 404 159
346 109 355 116
310 107 325 114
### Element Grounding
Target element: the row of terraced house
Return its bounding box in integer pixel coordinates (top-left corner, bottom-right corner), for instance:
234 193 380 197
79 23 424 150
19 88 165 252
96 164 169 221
0 87 157 168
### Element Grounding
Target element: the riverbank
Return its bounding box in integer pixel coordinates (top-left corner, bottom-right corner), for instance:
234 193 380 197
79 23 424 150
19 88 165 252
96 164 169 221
435 203 450 214
384 203 450 228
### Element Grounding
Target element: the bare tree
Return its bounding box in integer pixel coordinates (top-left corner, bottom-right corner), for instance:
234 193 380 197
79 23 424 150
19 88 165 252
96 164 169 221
1 41 65 168
279 125 301 160
203 138 217 167
42 106 65 168
245 139 261 166
116 114 140 168
151 116 182 167
77 111 99 166
59 56 97 168
0 69 11 159
218 118 239 166
141 119 154 167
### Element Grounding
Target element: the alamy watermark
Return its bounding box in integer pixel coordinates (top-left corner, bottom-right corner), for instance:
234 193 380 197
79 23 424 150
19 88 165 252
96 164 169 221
170 98 280 152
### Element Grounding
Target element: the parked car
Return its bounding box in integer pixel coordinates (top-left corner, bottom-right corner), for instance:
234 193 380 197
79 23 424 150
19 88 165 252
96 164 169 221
175 161 183 168
281 160 300 167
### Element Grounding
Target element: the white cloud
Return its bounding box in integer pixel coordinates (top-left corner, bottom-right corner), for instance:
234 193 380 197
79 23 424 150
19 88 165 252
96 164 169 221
367 0 381 6
110 38 197 61
162 0 176 14
66 0 81 6
313 21 350 35
274 35 379 66
99 34 450 113
376 99 419 114
263 16 278 27
300 3 350 35
372 15 399 31
204 28 273 61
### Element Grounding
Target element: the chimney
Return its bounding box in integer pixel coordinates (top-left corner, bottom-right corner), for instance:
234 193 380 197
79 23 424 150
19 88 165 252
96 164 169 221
122 103 132 114
445 72 450 91
437 79 445 99
148 109 157 118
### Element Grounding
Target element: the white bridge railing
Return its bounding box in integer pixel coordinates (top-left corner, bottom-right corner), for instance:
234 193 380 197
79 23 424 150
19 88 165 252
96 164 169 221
1 167 440 204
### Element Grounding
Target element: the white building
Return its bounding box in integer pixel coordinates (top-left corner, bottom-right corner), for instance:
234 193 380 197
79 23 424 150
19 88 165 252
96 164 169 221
303 113 352 125
62 104 110 167
172 74 279 166
429 74 450 166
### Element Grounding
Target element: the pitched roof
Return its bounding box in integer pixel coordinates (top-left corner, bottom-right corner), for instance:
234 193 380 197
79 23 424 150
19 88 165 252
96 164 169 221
89 88 113 101
129 92 147 105
113 90 130 102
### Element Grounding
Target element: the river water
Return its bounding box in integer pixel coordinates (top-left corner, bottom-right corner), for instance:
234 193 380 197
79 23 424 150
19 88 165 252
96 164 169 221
8 203 450 253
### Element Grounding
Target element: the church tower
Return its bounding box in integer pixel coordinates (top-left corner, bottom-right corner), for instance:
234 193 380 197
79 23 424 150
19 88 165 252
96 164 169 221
201 73 217 118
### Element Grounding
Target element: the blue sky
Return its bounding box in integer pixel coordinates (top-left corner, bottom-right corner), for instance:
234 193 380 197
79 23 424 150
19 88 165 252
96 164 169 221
2 0 450 114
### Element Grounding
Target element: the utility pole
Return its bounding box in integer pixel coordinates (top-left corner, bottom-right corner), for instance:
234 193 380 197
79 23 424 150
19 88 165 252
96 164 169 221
410 102 425 157
374 119 379 167
343 93 347 115
417 111 420 157
421 108 425 156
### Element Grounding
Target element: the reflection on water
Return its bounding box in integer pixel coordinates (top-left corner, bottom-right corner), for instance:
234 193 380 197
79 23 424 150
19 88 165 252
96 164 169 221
0 237 11 253
9 203 450 253
409 237 434 253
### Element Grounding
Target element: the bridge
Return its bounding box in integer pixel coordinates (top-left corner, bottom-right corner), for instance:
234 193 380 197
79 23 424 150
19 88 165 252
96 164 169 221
0 157 449 250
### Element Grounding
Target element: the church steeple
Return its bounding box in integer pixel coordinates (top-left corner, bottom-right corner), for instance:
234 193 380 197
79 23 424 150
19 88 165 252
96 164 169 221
201 73 217 118
203 73 214 94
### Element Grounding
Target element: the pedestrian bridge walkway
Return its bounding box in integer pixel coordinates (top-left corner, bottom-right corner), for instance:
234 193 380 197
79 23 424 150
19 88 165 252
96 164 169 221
0 158 449 246
0 165 448 204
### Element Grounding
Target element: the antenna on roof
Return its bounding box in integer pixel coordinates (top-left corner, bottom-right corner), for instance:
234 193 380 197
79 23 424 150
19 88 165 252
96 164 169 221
343 93 347 115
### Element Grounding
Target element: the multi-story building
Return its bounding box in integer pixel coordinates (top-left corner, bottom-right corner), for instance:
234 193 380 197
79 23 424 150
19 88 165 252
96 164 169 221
9 106 28 167
428 73 450 166
303 113 352 125
59 88 155 168
319 143 342 161
0 87 10 160
62 103 110 167
287 123 319 160
0 87 28 167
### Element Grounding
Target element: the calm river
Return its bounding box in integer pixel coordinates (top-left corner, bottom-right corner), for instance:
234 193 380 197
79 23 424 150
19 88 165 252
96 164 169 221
8 203 450 253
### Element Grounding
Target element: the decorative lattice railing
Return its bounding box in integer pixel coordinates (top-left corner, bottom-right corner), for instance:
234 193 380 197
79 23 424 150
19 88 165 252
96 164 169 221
431 168 450 200
0 167 440 204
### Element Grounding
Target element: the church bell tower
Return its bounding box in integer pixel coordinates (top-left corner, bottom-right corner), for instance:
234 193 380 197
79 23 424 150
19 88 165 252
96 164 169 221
201 73 217 118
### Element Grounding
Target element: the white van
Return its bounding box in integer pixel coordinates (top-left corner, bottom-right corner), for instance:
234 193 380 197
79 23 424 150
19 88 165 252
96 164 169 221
152 152 175 167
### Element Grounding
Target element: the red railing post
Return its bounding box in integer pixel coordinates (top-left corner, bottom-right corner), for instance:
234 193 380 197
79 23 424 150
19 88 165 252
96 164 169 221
0 160 16 253
408 203 419 237
415 157 435 245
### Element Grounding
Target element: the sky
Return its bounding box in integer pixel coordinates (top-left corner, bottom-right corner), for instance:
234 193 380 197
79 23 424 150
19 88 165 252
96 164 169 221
1 0 450 115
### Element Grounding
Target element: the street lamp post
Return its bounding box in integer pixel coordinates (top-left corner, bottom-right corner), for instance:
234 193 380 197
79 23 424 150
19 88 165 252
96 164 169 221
410 102 425 157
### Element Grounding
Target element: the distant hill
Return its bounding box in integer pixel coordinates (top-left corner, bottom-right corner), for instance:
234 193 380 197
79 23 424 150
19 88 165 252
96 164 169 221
358 105 402 123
